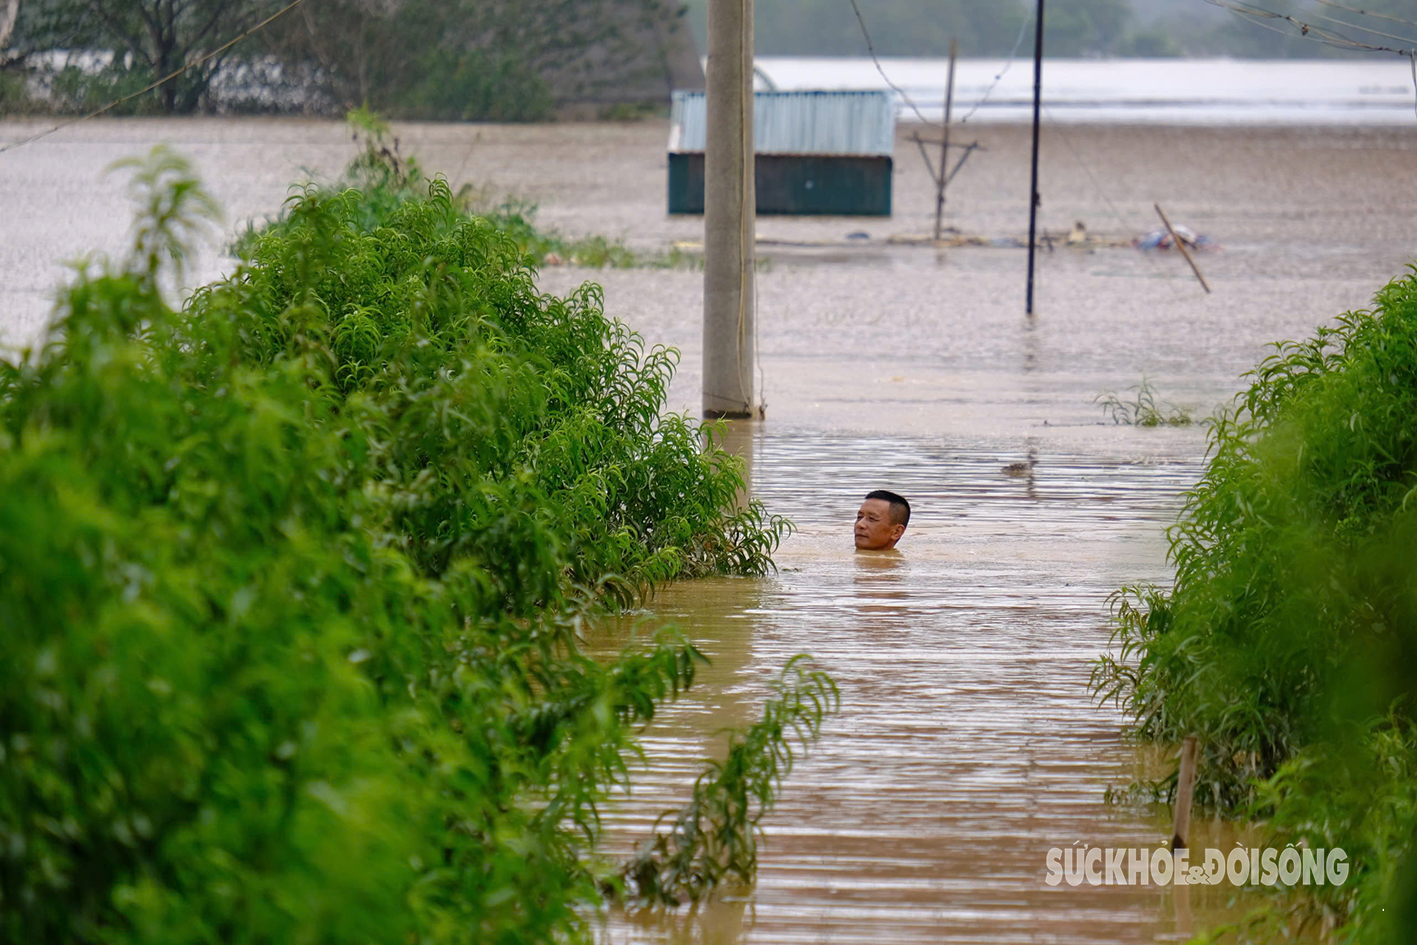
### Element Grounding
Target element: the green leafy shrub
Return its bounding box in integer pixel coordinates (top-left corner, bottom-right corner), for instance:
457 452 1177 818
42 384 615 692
624 655 839 905
0 148 816 944
1091 270 1417 939
330 110 639 270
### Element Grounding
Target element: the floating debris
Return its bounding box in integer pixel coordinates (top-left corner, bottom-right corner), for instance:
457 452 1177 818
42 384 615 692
1002 450 1037 476
1134 224 1218 251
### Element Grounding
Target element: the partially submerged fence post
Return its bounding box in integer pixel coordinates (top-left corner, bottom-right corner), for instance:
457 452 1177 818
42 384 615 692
1171 735 1199 851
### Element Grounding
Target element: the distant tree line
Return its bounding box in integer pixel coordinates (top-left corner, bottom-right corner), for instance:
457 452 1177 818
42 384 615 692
0 0 699 117
685 0 1416 60
0 0 1410 117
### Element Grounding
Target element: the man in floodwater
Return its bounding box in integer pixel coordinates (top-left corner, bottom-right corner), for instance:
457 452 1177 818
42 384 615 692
854 490 910 551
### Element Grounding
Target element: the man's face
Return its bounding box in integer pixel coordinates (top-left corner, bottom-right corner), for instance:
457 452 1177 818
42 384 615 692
855 498 904 550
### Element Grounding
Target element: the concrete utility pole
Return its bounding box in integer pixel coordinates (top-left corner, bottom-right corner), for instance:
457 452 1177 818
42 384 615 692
702 0 755 419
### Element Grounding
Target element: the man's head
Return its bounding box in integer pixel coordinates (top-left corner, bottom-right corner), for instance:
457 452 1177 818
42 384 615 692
855 490 910 551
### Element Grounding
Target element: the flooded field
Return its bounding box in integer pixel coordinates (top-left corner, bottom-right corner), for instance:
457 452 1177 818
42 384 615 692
3 114 1415 941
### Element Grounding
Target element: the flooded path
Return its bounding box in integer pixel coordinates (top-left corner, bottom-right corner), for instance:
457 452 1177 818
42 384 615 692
591 432 1229 944
3 115 1413 941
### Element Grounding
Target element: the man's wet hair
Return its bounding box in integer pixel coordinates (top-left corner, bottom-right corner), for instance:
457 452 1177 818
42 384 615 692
865 489 911 527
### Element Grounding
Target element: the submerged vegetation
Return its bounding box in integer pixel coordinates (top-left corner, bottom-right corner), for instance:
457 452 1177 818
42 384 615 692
0 147 829 942
324 107 651 272
334 108 641 270
1092 271 1417 941
624 655 838 905
1094 377 1193 427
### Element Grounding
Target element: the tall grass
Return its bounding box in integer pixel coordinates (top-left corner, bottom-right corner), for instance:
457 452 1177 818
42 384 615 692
0 148 825 944
1094 376 1193 427
1091 270 1417 940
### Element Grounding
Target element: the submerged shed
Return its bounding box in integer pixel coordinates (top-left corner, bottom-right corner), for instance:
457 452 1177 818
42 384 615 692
667 90 895 216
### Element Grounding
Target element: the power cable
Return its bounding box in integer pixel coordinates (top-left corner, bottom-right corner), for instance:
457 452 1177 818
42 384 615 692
1311 0 1417 31
957 11 1034 125
1313 12 1417 48
845 0 938 126
0 0 309 157
1204 0 1417 118
1040 107 1191 301
1204 0 1414 54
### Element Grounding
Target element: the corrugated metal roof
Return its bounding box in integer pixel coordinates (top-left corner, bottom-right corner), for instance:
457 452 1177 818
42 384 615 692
669 90 895 157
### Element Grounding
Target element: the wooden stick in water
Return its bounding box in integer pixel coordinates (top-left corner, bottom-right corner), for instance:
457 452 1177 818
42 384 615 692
1171 735 1199 851
1154 203 1211 294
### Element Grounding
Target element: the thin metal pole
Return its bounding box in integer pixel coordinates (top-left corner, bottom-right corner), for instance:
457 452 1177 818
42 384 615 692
933 37 957 242
1025 0 1044 315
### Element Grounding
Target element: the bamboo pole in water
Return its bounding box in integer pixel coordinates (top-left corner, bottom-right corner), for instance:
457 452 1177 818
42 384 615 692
1171 735 1199 850
703 0 756 418
1154 203 1212 294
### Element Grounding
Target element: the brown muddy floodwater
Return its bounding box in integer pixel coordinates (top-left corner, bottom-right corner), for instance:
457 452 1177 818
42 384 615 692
4 115 1416 942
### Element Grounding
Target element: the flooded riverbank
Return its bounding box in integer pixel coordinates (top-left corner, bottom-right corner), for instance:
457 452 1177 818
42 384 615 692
2 115 1412 941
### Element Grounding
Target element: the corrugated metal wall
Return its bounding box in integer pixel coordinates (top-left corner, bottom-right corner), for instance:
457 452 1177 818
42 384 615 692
669 90 895 157
668 153 892 215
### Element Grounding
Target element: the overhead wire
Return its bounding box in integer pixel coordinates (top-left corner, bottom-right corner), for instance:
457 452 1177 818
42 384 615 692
841 0 1415 309
1047 0 1417 299
1310 0 1417 31
843 0 1193 299
845 0 1037 128
1203 0 1415 54
1203 0 1417 118
956 11 1034 125
845 0 938 126
1311 12 1417 48
0 0 309 157
1039 108 1191 301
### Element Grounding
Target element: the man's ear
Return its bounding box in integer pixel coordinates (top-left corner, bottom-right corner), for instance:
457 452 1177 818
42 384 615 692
890 523 905 541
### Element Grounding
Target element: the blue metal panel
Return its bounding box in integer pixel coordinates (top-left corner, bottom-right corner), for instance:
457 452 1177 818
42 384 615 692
669 90 895 157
